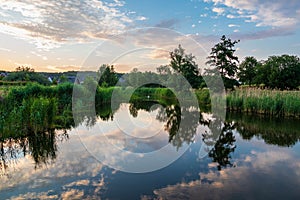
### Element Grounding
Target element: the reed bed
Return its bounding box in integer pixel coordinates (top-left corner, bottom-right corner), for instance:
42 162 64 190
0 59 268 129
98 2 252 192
227 88 300 117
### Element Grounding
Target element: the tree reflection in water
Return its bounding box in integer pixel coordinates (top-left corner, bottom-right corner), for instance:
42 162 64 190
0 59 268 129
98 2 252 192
0 102 119 175
203 120 236 170
0 130 68 176
228 113 300 147
129 100 201 149
2 100 299 175
129 100 237 169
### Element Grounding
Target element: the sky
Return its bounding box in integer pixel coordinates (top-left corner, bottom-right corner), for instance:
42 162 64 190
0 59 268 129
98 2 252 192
0 0 300 72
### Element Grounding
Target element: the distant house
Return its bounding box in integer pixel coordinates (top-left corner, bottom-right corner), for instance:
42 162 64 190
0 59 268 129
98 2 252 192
0 72 8 78
118 76 126 86
57 72 98 85
67 76 76 83
48 76 53 83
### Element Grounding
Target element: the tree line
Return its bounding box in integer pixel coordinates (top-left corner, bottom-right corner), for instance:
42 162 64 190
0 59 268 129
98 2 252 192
96 35 300 91
2 35 300 90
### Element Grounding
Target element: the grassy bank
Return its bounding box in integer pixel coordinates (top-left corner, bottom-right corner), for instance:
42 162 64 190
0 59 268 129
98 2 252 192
2 84 299 131
227 88 300 117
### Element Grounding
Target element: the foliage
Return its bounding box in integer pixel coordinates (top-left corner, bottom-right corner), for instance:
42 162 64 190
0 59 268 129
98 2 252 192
3 71 50 85
15 66 35 72
83 76 98 92
238 56 259 85
98 64 118 87
156 65 171 75
170 45 203 88
59 74 68 83
227 88 300 117
206 35 240 89
1 97 57 136
253 55 300 90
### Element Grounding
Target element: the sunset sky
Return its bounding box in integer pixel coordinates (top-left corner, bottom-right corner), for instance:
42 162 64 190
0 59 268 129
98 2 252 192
0 0 300 72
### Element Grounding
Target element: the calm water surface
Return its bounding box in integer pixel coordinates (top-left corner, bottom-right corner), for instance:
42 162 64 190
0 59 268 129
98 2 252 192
1 102 300 199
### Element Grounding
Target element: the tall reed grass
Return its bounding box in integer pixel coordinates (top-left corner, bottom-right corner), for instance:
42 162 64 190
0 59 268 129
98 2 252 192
227 88 300 117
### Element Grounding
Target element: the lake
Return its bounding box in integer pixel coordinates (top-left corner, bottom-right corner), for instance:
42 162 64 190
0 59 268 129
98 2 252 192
1 101 300 199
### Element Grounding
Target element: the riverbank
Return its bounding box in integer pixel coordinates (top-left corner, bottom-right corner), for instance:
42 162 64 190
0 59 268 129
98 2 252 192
1 84 300 119
227 88 300 118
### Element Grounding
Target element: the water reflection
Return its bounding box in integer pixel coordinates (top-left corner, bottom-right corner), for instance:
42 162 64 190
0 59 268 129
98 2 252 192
1 100 300 199
0 102 120 174
0 130 68 176
206 122 236 170
228 113 300 147
2 100 300 174
129 100 202 149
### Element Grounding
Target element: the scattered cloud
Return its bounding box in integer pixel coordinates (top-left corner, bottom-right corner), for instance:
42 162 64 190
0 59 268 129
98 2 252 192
13 62 33 68
136 16 148 21
147 49 170 60
212 7 225 15
30 51 47 61
228 24 240 28
205 0 300 28
45 65 81 72
0 47 11 52
0 0 138 49
226 14 237 19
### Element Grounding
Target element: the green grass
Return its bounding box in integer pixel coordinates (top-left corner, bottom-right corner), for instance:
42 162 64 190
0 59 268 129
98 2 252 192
227 88 300 117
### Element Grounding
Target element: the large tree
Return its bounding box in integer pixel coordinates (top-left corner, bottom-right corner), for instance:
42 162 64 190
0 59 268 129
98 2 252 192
206 35 240 89
169 45 203 88
98 64 118 87
255 55 300 90
238 56 259 85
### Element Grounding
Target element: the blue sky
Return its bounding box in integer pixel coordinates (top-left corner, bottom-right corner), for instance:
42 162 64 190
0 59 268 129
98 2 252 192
0 0 299 72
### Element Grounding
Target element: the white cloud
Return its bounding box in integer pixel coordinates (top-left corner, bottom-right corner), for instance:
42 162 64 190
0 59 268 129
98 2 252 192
205 0 300 28
136 16 147 21
0 0 137 49
226 14 237 19
212 7 225 15
0 47 11 52
228 24 240 27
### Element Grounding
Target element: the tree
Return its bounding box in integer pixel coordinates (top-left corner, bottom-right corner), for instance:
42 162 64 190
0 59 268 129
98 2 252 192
124 68 142 87
169 45 203 88
3 66 50 85
238 56 259 85
59 75 68 83
254 55 300 90
206 35 240 89
16 66 34 72
83 76 98 92
156 65 171 75
98 64 118 87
